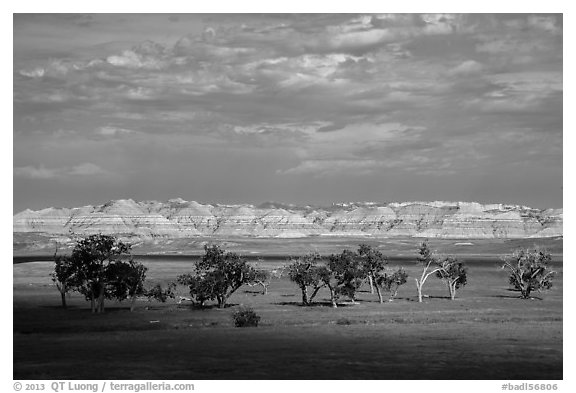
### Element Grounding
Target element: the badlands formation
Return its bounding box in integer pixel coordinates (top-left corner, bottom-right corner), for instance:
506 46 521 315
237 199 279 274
13 198 562 239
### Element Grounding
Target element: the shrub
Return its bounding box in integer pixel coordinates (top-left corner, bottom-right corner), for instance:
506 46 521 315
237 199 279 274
145 282 176 303
232 307 261 327
336 318 353 325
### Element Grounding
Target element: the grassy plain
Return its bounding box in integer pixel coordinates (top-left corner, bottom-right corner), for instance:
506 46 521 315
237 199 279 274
13 247 563 380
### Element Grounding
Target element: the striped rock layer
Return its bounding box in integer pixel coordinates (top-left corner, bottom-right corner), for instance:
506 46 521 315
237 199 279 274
13 199 562 239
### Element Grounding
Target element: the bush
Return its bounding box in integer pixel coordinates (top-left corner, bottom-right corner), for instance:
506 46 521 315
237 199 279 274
336 318 353 325
232 307 261 327
145 282 176 303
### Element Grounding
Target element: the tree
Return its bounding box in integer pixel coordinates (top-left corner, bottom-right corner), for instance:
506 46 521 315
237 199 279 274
106 259 148 311
287 253 325 306
51 252 80 309
182 245 257 308
357 244 389 303
70 234 131 313
414 242 443 303
177 273 217 307
501 248 556 299
248 269 272 295
376 267 408 301
51 235 153 313
325 249 366 307
435 257 467 300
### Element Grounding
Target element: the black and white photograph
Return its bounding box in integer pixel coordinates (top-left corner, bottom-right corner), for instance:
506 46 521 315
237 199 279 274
9 4 568 386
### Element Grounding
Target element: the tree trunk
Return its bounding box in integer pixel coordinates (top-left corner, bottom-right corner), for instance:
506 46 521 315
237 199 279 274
217 295 226 308
521 287 531 299
130 296 137 312
309 286 322 304
329 287 337 308
60 290 67 309
90 290 96 313
390 286 399 301
374 283 384 303
301 287 309 306
97 284 106 313
415 279 423 303
449 282 456 300
368 275 374 294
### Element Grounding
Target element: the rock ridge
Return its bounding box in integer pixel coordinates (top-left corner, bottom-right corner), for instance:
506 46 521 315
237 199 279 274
13 199 562 239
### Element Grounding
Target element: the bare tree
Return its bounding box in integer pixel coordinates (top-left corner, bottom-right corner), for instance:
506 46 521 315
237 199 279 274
414 242 443 303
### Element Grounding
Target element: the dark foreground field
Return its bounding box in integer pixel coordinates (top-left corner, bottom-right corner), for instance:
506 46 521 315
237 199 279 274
14 258 562 380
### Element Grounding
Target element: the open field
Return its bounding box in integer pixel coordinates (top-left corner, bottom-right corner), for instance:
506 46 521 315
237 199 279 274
13 254 562 380
13 234 563 259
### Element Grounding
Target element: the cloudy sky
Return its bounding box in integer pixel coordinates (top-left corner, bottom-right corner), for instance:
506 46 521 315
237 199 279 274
13 13 563 212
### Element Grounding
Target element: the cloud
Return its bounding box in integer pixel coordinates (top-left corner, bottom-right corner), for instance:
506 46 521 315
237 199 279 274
95 126 137 137
449 60 484 76
14 163 108 179
13 14 562 196
278 159 384 176
68 163 106 176
464 71 562 114
13 165 59 179
19 68 45 78
317 123 347 133
106 42 169 70
527 15 562 34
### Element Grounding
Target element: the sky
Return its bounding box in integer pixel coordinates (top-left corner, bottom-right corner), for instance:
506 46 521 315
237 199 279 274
13 13 563 212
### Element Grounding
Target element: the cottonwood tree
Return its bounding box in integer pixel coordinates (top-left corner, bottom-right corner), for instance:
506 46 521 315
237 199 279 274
414 242 443 303
70 234 131 313
287 253 325 306
377 267 408 301
182 245 257 308
51 251 79 309
501 248 556 299
107 259 148 311
51 235 152 313
357 244 389 303
324 249 366 307
177 273 218 307
436 257 468 300
248 269 272 295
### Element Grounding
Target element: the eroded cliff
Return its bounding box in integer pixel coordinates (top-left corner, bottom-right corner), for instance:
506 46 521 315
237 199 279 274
13 199 562 240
